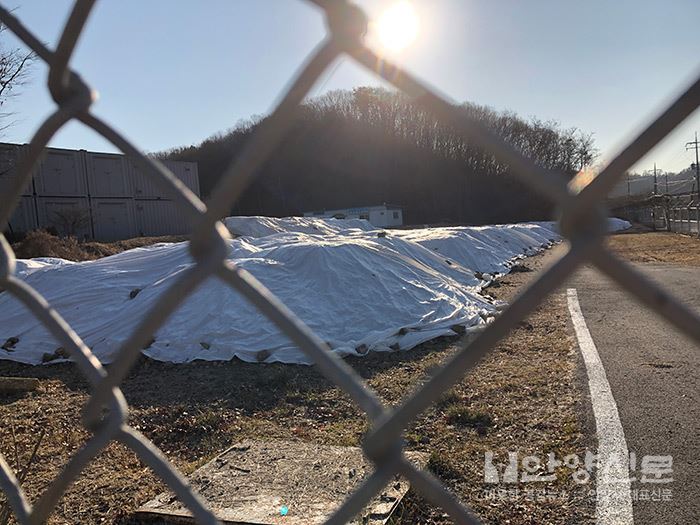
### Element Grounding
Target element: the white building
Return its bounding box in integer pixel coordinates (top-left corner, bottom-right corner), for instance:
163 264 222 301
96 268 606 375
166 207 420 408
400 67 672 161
304 204 403 228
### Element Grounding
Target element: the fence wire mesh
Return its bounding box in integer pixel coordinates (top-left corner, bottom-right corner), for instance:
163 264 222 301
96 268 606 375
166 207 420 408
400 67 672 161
617 193 700 235
666 194 700 235
0 1 699 523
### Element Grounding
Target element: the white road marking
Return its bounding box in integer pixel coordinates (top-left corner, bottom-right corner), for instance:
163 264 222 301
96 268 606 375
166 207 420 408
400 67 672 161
567 288 634 525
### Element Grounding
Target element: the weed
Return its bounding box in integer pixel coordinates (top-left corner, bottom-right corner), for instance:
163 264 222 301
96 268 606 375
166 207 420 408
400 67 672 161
0 420 46 525
427 451 462 481
435 390 461 409
444 406 493 431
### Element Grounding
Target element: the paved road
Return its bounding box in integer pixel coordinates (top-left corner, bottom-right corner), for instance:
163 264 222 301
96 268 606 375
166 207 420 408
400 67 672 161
568 263 699 524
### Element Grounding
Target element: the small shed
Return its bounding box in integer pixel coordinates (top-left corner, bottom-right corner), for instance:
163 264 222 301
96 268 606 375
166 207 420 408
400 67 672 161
304 204 403 228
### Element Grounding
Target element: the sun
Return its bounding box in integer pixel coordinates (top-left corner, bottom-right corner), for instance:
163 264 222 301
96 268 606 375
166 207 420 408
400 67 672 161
374 1 419 54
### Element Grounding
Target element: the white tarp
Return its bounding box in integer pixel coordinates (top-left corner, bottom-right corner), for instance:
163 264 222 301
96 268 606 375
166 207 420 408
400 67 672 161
0 217 630 365
223 216 375 238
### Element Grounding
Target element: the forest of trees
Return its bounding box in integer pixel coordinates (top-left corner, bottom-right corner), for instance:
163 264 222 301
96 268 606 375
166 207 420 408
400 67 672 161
161 87 597 225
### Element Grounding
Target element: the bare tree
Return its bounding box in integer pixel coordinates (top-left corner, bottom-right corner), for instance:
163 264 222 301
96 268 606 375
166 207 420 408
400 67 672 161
0 17 34 133
52 208 90 237
575 131 598 171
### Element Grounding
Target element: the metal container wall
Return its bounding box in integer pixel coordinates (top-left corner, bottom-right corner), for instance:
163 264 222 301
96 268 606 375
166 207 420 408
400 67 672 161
86 152 131 197
0 142 32 196
8 196 38 234
2 141 200 240
36 196 91 238
34 148 87 197
91 198 137 241
162 160 200 196
131 159 200 199
134 199 191 237
129 161 157 199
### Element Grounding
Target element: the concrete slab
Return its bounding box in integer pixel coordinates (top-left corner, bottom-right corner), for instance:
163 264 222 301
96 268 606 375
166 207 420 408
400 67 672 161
135 439 427 524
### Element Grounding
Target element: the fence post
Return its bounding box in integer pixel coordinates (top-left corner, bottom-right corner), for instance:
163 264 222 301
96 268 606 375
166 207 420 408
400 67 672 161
673 207 676 232
675 207 679 233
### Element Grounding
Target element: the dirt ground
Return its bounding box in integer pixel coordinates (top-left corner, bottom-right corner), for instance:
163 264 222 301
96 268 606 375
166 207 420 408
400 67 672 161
0 243 595 525
606 230 700 266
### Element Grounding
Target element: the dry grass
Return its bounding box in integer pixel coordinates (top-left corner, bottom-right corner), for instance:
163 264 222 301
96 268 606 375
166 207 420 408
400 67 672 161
0 247 594 524
607 231 700 266
11 230 188 262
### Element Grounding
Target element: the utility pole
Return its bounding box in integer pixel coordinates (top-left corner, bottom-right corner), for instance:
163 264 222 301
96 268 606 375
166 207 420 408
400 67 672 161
627 172 630 197
651 164 658 230
686 132 700 237
665 171 668 194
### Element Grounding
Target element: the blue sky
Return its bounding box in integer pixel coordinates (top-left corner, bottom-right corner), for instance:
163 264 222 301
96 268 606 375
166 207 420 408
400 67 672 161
2 0 699 175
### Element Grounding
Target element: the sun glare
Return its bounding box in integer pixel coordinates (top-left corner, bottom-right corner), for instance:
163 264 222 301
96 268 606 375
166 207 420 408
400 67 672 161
374 1 419 54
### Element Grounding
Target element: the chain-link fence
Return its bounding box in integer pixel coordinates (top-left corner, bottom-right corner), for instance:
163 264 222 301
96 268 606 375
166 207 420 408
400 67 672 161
1 1 699 523
667 194 700 235
615 193 700 235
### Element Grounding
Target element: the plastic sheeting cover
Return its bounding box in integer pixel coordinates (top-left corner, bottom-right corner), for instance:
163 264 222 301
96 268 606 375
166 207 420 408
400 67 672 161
0 217 630 365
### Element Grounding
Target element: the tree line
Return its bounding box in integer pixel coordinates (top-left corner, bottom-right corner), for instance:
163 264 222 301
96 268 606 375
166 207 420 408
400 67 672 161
160 87 597 225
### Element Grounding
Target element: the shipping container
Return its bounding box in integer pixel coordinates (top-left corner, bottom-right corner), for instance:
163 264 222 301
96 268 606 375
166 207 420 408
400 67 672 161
7 196 37 235
86 152 131 197
131 159 200 199
91 198 137 241
36 196 91 238
134 199 192 237
0 142 32 196
34 148 87 196
3 141 200 240
162 160 200 196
